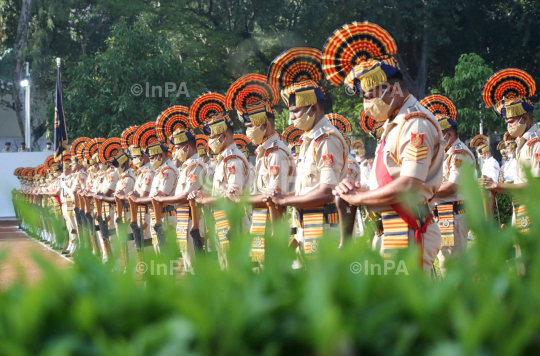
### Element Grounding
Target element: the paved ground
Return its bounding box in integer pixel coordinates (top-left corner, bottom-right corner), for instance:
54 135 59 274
0 220 72 289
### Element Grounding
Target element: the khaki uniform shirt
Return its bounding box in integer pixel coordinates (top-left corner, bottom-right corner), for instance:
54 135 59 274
212 143 249 196
254 133 294 194
115 169 136 195
101 168 119 193
366 95 445 213
295 116 348 195
174 154 205 201
134 163 155 195
90 171 105 193
432 138 475 205
150 159 179 196
72 169 87 192
60 173 74 203
514 125 540 184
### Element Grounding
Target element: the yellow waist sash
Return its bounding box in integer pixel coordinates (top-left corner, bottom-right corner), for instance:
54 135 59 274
436 203 454 247
381 209 409 259
176 207 190 251
250 208 268 262
214 210 230 252
302 207 324 257
513 199 530 233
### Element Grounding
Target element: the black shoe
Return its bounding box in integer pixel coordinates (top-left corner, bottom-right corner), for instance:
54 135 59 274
61 250 70 254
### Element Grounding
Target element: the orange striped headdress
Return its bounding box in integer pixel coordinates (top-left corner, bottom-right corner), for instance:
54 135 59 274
189 92 230 136
84 138 105 164
195 135 209 156
351 140 365 156
420 94 458 131
322 21 399 95
121 126 139 154
234 134 251 158
360 110 384 140
71 137 90 161
482 68 535 119
282 125 303 154
326 113 352 135
155 105 194 145
226 74 279 125
470 134 489 154
99 137 127 166
267 47 325 107
503 132 516 148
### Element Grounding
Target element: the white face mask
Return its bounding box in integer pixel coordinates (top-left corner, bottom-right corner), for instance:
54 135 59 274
443 132 452 149
151 157 163 169
246 124 266 145
132 157 143 167
508 117 527 138
175 146 188 161
292 105 315 131
363 87 394 122
209 134 225 153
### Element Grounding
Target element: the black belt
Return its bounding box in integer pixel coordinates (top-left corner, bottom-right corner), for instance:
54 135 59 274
298 203 338 226
369 203 432 236
432 200 466 218
162 205 176 216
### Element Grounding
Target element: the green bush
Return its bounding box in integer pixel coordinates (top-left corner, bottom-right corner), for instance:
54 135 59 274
3 170 540 356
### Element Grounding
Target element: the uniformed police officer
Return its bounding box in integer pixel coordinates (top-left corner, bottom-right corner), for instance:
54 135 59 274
420 94 475 275
266 47 347 261
480 68 538 233
324 21 445 271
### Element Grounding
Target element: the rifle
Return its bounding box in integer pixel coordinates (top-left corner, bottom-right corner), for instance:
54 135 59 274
266 202 283 236
189 200 204 251
129 197 145 267
95 196 111 260
480 175 493 219
84 195 100 256
335 196 357 248
152 198 166 248
115 195 128 269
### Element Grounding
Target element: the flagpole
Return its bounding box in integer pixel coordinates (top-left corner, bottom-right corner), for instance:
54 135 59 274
57 57 62 160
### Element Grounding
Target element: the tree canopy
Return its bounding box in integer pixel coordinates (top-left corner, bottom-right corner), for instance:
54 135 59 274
1 0 539 141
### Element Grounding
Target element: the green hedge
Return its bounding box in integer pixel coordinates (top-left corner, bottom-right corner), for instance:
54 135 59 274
3 170 540 356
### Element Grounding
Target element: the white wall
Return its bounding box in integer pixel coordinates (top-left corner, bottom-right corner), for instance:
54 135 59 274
0 151 50 219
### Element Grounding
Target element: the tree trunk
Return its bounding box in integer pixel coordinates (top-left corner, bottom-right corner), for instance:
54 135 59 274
395 14 431 100
10 0 32 140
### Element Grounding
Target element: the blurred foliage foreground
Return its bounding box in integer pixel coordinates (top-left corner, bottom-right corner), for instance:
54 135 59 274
3 171 540 356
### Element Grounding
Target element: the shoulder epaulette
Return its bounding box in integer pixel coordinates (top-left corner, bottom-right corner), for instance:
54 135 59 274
403 112 431 121
264 146 279 157
526 136 540 156
455 143 463 150
407 103 427 113
223 154 240 163
527 136 540 147
187 161 204 171
222 149 235 158
314 128 328 141
452 149 467 156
